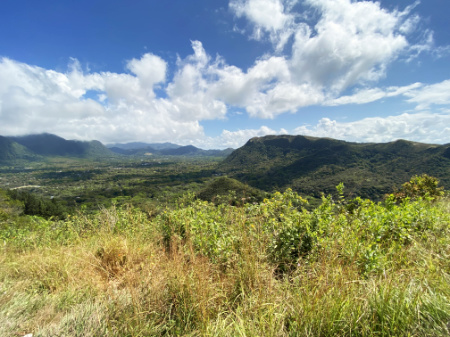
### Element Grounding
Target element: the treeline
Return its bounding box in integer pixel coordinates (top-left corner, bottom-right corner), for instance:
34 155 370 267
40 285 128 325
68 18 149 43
6 189 68 219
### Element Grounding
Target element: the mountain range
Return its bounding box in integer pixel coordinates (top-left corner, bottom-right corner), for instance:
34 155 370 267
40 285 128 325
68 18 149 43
0 136 37 161
1 133 449 200
107 143 233 157
0 134 233 162
218 135 450 200
107 142 180 151
0 133 115 161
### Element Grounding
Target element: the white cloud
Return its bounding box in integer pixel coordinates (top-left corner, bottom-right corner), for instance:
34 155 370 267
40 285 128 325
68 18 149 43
293 112 450 144
230 0 296 50
126 53 167 90
208 55 297 117
325 83 422 106
194 125 288 149
290 0 410 92
230 0 288 31
166 41 227 121
226 0 436 116
245 82 324 117
404 79 450 110
0 55 207 144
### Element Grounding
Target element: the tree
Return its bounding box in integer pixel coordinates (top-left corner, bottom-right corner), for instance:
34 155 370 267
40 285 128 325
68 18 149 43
392 174 444 202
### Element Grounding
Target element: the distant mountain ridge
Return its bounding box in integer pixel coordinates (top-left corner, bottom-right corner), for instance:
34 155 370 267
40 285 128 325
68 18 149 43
0 134 234 162
219 135 450 200
108 142 233 157
1 133 116 161
107 142 180 151
0 136 37 161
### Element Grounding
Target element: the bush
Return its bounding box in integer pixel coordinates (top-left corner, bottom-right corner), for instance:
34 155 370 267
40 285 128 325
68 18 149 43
7 189 68 219
391 174 444 203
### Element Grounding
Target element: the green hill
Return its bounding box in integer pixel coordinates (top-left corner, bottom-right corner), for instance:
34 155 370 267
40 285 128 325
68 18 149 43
5 133 116 159
0 136 39 162
197 176 266 205
219 135 450 199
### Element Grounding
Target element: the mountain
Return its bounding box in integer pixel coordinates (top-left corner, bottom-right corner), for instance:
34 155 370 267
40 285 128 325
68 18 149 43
218 135 450 200
5 133 116 159
107 146 160 156
109 143 234 157
1 134 233 162
0 136 38 162
160 145 233 157
107 142 180 151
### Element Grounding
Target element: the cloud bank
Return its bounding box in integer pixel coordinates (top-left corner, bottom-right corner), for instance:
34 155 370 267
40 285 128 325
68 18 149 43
294 112 450 145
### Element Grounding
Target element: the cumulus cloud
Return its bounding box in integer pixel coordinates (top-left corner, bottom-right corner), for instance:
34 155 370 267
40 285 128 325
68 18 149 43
208 55 297 117
293 112 450 144
196 109 450 149
0 54 207 144
227 0 437 116
0 57 105 135
194 126 289 149
165 41 227 121
126 53 167 90
230 0 297 50
164 42 321 119
289 0 411 92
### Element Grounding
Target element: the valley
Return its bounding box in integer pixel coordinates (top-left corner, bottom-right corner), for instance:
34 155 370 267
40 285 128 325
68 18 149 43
1 134 449 212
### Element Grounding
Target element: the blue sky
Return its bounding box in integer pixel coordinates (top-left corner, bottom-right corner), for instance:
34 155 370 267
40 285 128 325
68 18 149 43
0 0 449 149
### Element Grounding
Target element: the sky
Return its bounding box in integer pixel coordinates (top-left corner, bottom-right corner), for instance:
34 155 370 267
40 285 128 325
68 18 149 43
0 0 449 149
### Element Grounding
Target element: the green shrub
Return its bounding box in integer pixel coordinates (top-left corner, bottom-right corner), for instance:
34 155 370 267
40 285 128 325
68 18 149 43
7 189 68 219
391 174 444 202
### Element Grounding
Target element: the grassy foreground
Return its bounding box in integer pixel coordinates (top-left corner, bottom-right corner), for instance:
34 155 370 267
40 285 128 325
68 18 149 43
1 189 449 336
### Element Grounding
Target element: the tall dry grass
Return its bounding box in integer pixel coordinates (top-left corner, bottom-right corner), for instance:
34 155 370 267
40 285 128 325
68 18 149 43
1 195 449 336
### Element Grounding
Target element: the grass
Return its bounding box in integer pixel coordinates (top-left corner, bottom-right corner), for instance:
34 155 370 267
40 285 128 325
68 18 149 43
0 192 449 336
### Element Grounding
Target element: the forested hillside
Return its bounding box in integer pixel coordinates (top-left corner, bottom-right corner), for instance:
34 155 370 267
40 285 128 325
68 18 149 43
0 135 38 161
219 135 450 199
9 133 116 158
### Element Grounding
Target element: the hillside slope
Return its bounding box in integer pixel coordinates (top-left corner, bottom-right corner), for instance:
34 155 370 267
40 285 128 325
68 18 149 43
6 133 116 159
0 136 39 162
219 135 450 199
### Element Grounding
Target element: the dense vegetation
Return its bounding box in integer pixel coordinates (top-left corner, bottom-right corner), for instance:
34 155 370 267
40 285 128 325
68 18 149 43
8 133 117 158
0 135 37 161
0 156 224 213
6 189 68 219
219 135 450 200
0 175 449 336
1 134 449 335
3 133 449 202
